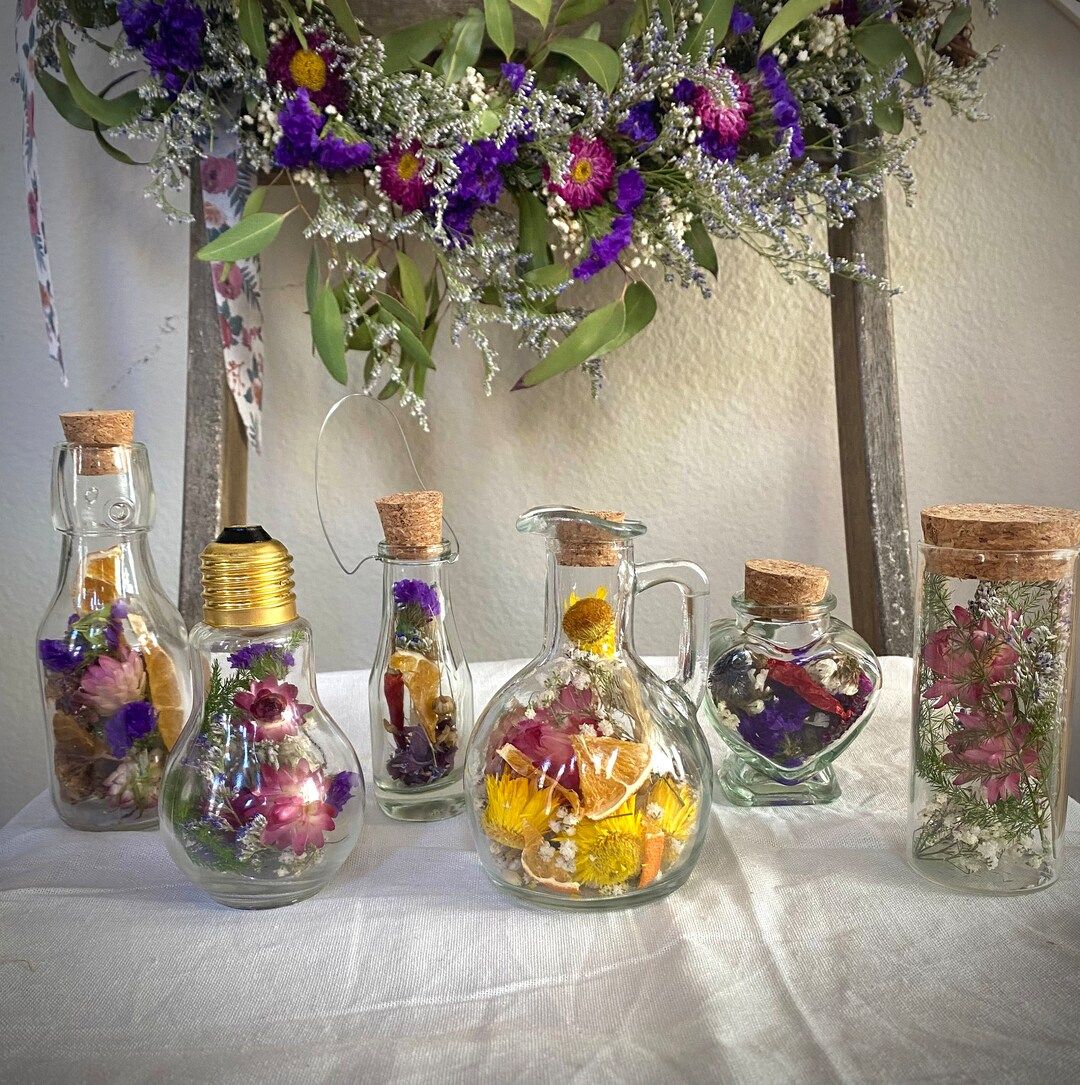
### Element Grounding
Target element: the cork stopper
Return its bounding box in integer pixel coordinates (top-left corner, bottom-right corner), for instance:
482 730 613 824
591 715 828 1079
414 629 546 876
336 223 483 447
59 410 135 475
921 504 1080 582
375 490 444 558
556 510 625 567
744 559 830 612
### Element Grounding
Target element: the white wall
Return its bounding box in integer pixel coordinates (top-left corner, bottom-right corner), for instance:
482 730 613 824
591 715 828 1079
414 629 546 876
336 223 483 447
2 3 1078 827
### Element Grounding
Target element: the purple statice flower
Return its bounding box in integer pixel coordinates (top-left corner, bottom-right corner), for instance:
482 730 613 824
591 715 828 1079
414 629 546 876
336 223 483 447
103 621 120 652
618 100 661 144
730 6 755 35
38 637 86 673
614 169 646 213
326 770 361 814
572 213 634 281
104 700 158 758
387 726 454 786
501 62 528 92
227 642 295 672
443 137 519 240
110 600 130 621
738 685 813 760
119 0 205 97
673 79 697 105
757 54 806 159
274 90 323 169
393 578 441 619
316 134 373 172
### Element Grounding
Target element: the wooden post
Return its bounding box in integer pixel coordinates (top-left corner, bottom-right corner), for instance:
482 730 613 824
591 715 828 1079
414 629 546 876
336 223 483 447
828 192 914 656
179 164 248 626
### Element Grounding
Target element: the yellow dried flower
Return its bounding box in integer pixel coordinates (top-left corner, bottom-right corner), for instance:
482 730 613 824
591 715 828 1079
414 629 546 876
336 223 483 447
483 773 558 850
562 590 615 655
563 798 644 887
288 49 328 93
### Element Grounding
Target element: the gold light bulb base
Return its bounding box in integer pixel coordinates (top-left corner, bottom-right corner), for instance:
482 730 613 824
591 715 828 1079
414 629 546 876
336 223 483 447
200 526 298 629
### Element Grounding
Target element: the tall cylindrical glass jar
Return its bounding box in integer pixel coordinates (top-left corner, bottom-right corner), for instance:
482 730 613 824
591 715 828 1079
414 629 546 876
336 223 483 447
909 504 1080 894
35 411 191 830
368 491 472 821
160 527 364 909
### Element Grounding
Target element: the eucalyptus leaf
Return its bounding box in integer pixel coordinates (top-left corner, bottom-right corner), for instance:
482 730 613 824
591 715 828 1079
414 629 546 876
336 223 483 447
624 0 649 38
555 0 605 26
600 282 656 354
92 122 146 165
548 37 621 93
509 0 551 26
475 109 501 136
56 33 143 129
872 99 905 135
277 0 309 48
436 8 486 85
523 263 569 288
35 67 93 131
581 21 601 40
396 252 427 326
686 217 719 277
513 295 626 389
936 4 971 49
238 0 268 65
852 23 923 85
687 0 735 58
759 0 832 54
485 0 515 59
243 186 268 218
374 291 422 335
195 211 290 262
311 284 348 383
655 0 674 36
377 378 402 401
305 247 319 313
347 319 374 352
515 191 550 270
382 16 455 73
322 0 362 43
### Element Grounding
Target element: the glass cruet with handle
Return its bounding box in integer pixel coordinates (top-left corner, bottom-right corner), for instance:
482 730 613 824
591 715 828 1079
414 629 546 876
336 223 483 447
464 506 713 909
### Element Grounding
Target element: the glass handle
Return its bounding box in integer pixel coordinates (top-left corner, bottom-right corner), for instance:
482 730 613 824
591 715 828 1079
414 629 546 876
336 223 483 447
634 560 710 707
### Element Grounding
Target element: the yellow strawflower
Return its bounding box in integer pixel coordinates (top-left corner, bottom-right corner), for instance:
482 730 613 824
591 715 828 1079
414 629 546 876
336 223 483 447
483 773 558 850
563 587 616 657
563 798 644 887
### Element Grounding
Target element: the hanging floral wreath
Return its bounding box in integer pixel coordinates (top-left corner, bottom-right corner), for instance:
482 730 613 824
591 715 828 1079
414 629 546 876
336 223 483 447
30 0 994 423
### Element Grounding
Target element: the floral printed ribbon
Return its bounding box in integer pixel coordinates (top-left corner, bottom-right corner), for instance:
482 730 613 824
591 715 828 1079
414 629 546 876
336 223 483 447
199 138 264 452
15 2 265 447
16 0 63 377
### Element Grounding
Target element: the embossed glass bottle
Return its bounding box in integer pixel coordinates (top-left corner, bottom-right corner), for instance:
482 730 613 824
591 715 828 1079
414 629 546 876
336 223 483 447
368 491 472 821
35 411 191 830
909 504 1080 894
161 527 364 908
465 507 712 908
704 560 881 806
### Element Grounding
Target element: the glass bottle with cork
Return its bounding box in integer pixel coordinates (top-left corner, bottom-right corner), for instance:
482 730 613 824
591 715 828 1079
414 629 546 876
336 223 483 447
160 526 364 908
704 559 881 806
35 410 192 830
368 490 472 821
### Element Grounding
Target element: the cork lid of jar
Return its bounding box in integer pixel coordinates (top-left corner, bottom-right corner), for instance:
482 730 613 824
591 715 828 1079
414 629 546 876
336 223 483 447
59 410 135 475
921 504 1080 582
556 510 625 567
744 559 829 609
375 490 444 558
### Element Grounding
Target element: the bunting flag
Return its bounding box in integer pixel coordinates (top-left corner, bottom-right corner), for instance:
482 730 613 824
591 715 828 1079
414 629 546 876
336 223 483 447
15 3 265 448
16 0 64 377
199 138 265 452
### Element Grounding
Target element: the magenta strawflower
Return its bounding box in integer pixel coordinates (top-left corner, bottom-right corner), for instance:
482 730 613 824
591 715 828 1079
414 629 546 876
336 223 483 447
549 135 616 210
693 71 753 146
233 675 313 742
378 141 431 213
252 759 338 854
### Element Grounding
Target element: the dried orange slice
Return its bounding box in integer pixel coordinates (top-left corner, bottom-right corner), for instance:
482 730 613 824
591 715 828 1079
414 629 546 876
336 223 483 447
638 830 666 889
73 546 124 614
521 827 580 896
572 734 652 820
127 613 186 749
496 744 580 817
389 650 441 742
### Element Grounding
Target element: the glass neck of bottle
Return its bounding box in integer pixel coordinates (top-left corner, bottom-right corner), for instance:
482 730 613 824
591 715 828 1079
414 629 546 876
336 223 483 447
52 442 156 538
543 543 634 654
379 556 453 624
732 595 835 648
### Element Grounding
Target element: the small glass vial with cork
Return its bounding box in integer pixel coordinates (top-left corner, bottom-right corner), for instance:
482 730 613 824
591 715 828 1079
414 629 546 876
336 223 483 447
368 490 473 821
35 410 192 830
909 504 1080 893
160 526 364 908
703 559 881 806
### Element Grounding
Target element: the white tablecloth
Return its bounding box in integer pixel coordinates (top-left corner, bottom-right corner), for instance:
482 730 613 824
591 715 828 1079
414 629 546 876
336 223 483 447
2 657 1078 1085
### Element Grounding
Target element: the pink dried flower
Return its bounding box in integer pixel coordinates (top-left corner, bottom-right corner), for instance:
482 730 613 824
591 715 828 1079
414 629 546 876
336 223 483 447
548 135 616 210
944 706 1040 804
921 606 1020 708
243 759 338 855
692 71 753 144
233 676 313 742
78 651 146 714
